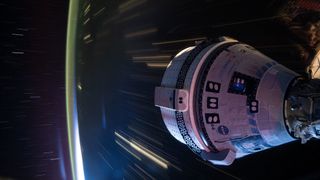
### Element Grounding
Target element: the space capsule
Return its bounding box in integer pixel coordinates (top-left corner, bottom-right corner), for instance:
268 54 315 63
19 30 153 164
155 37 320 165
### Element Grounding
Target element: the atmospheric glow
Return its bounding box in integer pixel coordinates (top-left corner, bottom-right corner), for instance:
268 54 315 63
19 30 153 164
66 0 85 179
74 118 85 180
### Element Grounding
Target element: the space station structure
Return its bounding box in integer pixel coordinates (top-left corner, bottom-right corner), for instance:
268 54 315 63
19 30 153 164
154 37 320 165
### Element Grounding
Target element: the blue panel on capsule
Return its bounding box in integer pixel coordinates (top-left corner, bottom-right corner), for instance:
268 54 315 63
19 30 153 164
231 82 246 93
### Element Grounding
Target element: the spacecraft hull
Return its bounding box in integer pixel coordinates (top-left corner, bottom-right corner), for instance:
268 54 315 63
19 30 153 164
155 38 300 165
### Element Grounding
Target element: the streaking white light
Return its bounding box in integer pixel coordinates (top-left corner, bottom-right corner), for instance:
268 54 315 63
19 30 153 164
74 118 85 180
115 131 168 169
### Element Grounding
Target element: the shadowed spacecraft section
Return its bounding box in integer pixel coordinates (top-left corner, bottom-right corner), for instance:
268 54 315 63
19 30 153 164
155 37 320 165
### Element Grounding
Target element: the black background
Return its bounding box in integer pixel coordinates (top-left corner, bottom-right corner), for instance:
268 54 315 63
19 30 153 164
0 0 319 179
0 0 71 179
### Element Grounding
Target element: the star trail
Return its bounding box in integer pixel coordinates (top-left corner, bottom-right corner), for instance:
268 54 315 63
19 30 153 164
1 0 320 180
0 0 71 179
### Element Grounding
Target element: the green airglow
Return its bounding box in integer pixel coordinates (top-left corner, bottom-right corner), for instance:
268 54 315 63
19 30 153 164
66 0 82 179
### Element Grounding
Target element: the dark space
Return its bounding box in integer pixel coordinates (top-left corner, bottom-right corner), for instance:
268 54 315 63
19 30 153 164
0 0 71 179
1 0 320 179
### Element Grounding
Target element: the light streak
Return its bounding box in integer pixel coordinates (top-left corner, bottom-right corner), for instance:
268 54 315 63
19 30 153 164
84 4 90 16
118 0 147 13
124 28 157 38
152 37 206 45
115 140 141 161
128 126 163 146
115 131 168 169
83 18 90 25
11 33 24 36
146 62 168 68
11 51 24 54
93 7 105 17
210 15 288 28
134 163 156 180
83 34 91 41
132 55 171 61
